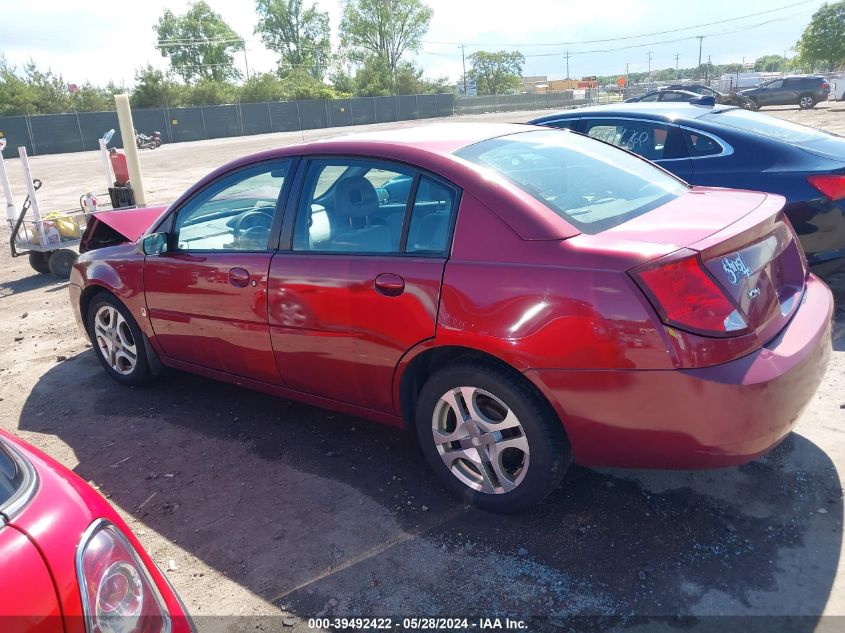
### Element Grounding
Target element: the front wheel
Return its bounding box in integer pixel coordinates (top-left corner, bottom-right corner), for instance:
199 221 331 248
799 94 816 109
415 362 570 513
746 98 760 111
86 294 153 386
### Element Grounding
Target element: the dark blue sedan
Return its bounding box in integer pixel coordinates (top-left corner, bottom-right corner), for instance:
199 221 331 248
529 103 845 272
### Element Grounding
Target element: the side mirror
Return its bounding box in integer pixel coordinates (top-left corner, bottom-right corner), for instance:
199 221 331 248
142 232 168 255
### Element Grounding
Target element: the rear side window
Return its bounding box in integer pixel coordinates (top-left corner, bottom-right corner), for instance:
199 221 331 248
660 91 691 102
406 176 457 254
684 130 723 157
456 129 688 234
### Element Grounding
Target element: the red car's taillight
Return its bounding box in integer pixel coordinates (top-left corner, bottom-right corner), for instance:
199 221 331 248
630 249 747 336
808 174 845 200
77 520 170 633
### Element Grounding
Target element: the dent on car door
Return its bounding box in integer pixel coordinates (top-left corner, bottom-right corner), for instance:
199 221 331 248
143 159 295 383
582 118 693 181
268 158 459 413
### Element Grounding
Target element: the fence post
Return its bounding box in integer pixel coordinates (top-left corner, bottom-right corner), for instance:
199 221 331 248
75 111 85 152
199 105 208 140
296 102 303 138
237 100 244 136
267 101 274 133
325 100 330 128
25 114 36 156
372 96 377 124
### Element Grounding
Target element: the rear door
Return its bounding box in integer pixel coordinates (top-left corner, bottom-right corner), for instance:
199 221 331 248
144 159 295 384
758 79 784 106
580 117 693 181
268 158 459 413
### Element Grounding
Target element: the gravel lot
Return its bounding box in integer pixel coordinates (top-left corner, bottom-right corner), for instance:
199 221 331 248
0 102 844 632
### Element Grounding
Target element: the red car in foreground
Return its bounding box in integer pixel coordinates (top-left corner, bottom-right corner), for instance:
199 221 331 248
0 430 194 633
70 124 832 512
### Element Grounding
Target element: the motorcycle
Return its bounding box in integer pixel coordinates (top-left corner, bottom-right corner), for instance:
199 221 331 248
135 130 162 150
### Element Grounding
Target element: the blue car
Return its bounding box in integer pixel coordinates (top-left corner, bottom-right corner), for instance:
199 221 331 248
529 103 845 272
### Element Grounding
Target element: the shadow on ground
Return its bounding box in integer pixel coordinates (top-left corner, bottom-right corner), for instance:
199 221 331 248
0 271 65 298
18 339 843 630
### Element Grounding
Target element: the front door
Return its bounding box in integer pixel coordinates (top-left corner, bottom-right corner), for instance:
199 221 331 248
144 159 294 384
268 158 460 413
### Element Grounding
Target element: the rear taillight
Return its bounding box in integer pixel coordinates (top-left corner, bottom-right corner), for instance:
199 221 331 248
808 174 845 200
821 81 830 90
77 520 170 633
630 249 747 336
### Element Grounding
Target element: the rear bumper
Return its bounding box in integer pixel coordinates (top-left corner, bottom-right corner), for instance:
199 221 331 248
528 274 834 469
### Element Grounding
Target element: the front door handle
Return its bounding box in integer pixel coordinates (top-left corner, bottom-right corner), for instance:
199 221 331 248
229 267 250 288
374 273 405 297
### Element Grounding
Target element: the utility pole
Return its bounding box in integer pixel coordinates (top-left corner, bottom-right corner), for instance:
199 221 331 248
697 35 704 70
242 39 250 81
625 62 629 95
460 44 467 95
674 52 680 79
564 50 570 79
648 51 652 77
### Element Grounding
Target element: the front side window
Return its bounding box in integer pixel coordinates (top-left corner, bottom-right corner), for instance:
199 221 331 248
582 119 680 161
456 130 688 234
660 91 692 102
174 161 291 251
638 93 659 102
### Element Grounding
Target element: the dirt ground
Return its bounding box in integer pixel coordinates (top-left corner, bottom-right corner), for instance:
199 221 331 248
1 102 844 632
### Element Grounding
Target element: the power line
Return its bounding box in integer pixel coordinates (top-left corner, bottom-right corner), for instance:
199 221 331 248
419 0 815 47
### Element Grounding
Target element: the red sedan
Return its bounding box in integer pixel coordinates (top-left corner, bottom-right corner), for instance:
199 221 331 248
70 124 832 513
0 430 194 632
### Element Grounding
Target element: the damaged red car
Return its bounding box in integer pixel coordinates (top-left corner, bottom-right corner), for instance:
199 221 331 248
69 124 833 512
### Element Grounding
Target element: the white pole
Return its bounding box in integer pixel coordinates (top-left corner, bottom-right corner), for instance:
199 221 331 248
0 145 16 224
99 139 113 191
114 94 147 207
18 147 41 222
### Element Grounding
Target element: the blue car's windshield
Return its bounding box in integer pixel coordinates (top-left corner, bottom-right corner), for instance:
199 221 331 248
456 130 688 234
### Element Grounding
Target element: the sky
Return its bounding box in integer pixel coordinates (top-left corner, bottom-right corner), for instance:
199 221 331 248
0 0 829 87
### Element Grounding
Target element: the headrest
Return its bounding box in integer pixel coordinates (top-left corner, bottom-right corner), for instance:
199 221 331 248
334 176 379 219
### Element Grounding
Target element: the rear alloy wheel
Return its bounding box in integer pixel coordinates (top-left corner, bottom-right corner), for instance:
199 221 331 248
47 248 77 278
416 362 570 513
28 251 52 274
799 94 816 110
87 294 152 386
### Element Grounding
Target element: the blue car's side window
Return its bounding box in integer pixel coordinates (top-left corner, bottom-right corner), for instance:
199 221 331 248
683 130 723 157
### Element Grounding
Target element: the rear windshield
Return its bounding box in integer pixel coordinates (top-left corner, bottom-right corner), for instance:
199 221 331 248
0 443 24 508
701 108 840 143
455 129 688 234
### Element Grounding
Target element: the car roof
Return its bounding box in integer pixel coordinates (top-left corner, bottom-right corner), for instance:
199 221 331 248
530 102 735 124
304 122 530 156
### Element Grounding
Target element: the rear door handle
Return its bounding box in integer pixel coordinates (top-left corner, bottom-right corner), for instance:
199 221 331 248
374 273 405 296
229 267 250 287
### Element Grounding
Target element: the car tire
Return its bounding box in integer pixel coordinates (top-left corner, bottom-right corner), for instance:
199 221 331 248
747 98 760 111
86 293 153 386
415 361 570 513
47 248 77 278
799 94 816 109
28 252 52 274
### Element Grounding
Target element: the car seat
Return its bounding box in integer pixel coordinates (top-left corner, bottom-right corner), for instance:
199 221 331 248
330 176 392 252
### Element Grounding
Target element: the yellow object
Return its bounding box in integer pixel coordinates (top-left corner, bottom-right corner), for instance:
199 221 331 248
42 212 81 239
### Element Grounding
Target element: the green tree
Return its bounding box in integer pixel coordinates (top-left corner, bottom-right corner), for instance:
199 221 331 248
70 83 114 112
467 50 524 95
340 0 432 77
185 79 237 105
0 57 38 115
754 54 785 72
255 0 331 79
131 65 185 108
155 1 244 83
796 1 845 72
239 72 289 102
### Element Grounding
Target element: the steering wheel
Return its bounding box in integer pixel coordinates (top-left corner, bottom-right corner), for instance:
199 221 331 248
232 210 273 249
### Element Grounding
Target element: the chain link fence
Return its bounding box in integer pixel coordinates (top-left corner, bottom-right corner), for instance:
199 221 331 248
0 93 455 157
